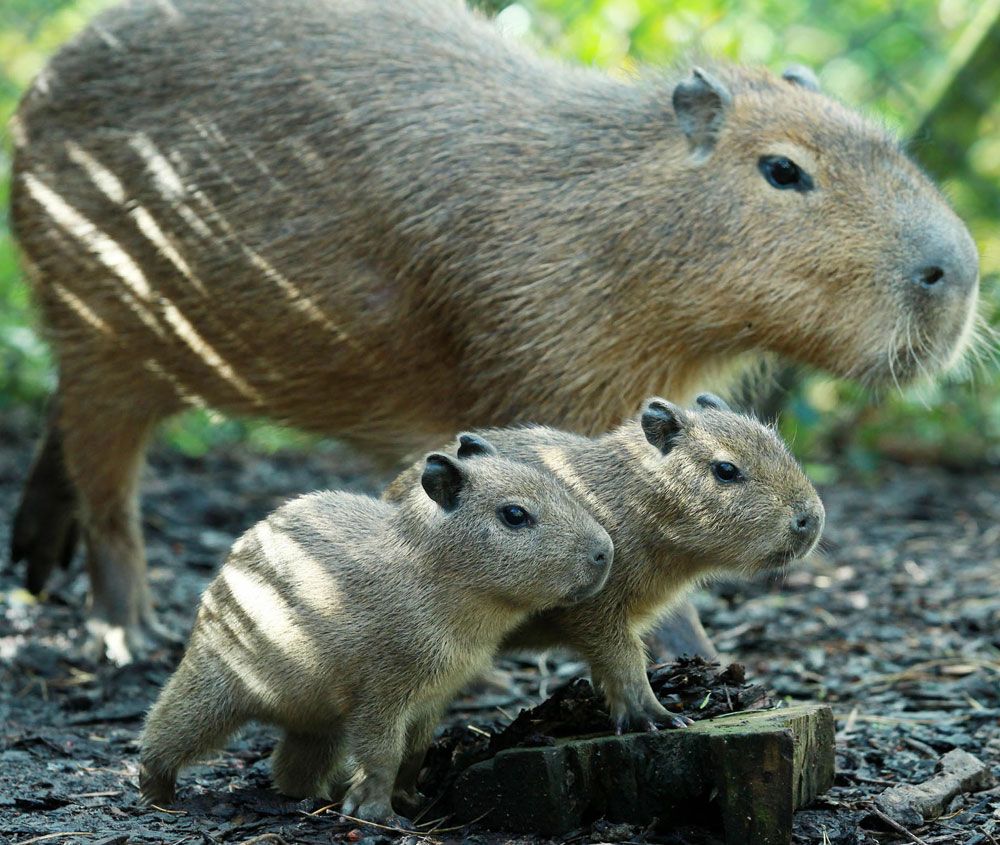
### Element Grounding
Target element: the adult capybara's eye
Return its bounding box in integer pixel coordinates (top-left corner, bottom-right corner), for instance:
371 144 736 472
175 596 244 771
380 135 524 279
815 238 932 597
712 461 743 483
498 504 534 528
759 155 814 192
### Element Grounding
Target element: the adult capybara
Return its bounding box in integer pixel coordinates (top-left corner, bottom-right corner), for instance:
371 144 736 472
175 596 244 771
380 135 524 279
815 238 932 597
10 0 979 661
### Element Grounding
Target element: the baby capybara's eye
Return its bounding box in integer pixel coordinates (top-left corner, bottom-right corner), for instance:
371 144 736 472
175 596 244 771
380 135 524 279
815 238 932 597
498 504 533 528
712 461 743 483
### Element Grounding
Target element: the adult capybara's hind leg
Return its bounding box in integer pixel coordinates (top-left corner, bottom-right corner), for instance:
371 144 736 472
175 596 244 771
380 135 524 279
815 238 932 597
58 387 175 665
11 402 80 594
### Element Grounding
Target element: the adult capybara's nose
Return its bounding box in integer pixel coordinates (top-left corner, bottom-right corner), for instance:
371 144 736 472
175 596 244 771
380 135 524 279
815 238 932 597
908 221 979 298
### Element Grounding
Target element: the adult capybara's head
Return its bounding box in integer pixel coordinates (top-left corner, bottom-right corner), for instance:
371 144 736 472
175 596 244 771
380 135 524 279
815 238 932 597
659 64 979 388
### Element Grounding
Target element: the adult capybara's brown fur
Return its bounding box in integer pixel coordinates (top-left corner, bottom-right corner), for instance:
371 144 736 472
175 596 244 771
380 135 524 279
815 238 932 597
139 443 612 823
10 0 978 660
384 394 824 732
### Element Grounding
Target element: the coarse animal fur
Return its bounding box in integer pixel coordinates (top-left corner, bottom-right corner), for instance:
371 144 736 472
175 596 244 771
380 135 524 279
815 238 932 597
9 0 978 661
139 442 612 823
384 394 824 731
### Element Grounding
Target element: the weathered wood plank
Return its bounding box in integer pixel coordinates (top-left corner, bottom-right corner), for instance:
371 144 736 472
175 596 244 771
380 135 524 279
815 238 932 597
450 702 835 844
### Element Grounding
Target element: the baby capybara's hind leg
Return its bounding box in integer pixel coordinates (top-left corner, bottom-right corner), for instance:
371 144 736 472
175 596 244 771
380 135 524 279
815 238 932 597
59 388 176 665
271 730 347 799
11 400 80 594
140 660 246 806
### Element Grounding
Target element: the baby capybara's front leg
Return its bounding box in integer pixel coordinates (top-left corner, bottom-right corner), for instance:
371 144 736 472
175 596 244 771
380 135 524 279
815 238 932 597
584 625 690 733
392 702 445 814
341 704 411 826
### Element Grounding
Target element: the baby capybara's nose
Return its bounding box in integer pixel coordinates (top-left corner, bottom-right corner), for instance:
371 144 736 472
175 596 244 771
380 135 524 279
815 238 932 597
590 538 613 570
790 507 823 554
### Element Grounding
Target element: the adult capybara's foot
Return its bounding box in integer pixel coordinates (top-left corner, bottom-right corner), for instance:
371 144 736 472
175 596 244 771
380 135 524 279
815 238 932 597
84 612 178 666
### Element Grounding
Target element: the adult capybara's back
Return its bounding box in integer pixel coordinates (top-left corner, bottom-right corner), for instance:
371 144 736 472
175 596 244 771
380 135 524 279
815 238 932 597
10 0 979 662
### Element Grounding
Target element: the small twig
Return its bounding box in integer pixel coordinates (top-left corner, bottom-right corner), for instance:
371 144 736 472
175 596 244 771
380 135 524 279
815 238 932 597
851 714 959 725
850 774 899 787
236 836 288 845
412 788 447 824
426 808 493 834
15 834 92 845
416 814 449 830
338 811 432 837
465 724 491 737
16 675 49 701
869 805 931 845
702 705 781 720
836 706 859 741
302 806 440 842
67 790 122 799
303 801 339 817
903 736 939 757
150 803 187 815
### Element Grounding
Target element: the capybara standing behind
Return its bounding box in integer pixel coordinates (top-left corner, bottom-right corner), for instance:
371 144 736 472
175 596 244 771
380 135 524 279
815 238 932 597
385 395 824 732
139 441 612 823
10 0 978 661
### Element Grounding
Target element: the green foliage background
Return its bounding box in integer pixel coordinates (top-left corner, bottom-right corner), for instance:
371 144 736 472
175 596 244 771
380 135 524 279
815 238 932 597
1 0 997 469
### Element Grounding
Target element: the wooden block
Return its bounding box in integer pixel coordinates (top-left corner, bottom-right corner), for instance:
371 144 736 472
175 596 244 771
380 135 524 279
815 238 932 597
450 702 835 844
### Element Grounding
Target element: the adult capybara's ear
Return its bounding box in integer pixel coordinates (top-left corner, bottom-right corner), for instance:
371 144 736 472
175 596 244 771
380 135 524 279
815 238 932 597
641 398 687 455
421 453 466 511
781 64 820 92
672 67 732 159
457 433 497 460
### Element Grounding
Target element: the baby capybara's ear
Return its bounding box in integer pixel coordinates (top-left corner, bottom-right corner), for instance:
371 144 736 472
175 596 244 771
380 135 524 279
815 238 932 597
694 393 732 413
457 433 497 460
421 453 466 512
641 398 687 455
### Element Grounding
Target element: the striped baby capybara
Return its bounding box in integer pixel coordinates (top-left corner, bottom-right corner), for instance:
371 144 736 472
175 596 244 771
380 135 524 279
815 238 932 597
139 441 612 823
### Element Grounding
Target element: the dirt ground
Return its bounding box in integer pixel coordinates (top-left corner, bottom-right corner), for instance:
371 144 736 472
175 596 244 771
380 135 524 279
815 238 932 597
1 406 998 845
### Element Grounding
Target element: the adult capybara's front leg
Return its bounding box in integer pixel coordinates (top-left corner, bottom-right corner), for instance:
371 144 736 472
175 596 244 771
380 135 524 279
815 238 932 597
11 401 80 594
59 386 175 665
648 599 719 661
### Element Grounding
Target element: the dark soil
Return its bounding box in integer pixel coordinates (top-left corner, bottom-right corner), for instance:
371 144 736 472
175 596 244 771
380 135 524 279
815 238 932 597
1 407 998 845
